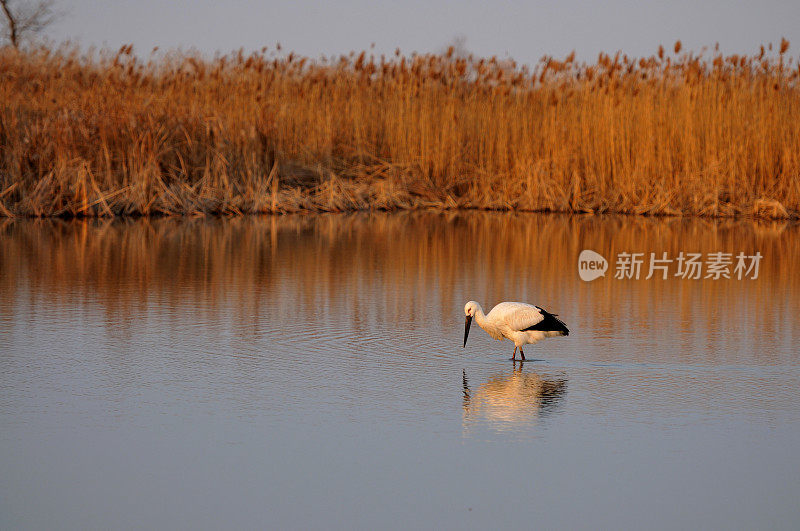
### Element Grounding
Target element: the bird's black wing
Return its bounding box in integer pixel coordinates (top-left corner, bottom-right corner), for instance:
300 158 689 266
522 306 570 336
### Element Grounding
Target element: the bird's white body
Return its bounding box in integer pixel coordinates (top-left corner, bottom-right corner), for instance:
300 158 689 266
473 302 563 346
463 301 569 360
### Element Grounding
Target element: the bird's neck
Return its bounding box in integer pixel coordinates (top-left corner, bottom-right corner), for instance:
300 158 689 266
474 306 488 328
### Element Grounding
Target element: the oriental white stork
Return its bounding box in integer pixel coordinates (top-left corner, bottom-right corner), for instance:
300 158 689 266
463 301 569 361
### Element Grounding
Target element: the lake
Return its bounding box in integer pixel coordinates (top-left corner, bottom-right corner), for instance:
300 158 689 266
1 212 799 530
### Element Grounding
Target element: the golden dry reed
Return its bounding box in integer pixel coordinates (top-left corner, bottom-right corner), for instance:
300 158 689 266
1 40 799 218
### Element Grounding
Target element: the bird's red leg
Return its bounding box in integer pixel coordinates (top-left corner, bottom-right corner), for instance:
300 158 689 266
519 347 526 361
511 346 517 361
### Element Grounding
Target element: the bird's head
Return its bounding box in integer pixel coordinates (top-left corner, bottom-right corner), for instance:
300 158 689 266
463 301 479 347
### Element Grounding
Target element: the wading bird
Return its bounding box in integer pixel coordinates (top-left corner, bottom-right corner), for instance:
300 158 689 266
463 301 569 361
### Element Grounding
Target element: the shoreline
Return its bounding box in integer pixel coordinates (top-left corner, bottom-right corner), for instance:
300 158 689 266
0 199 796 221
0 172 796 220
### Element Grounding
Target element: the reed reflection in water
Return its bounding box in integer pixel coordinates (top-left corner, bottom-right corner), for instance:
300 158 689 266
2 212 800 530
2 212 798 355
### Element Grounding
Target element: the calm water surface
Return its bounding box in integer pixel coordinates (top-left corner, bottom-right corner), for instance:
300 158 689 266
1 213 799 530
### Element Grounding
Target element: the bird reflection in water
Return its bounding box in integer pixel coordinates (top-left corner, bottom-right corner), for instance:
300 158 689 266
462 364 567 431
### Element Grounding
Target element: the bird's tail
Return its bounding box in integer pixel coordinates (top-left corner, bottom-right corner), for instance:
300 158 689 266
543 310 570 336
525 306 570 336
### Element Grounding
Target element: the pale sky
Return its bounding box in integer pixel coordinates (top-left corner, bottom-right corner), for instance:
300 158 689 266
42 0 800 64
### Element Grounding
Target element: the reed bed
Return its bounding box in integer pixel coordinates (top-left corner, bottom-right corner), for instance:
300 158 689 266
1 41 799 218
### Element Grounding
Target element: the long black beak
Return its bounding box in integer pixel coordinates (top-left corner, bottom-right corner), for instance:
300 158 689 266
463 315 472 347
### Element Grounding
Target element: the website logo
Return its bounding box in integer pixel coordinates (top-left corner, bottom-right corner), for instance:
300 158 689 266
578 250 608 281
